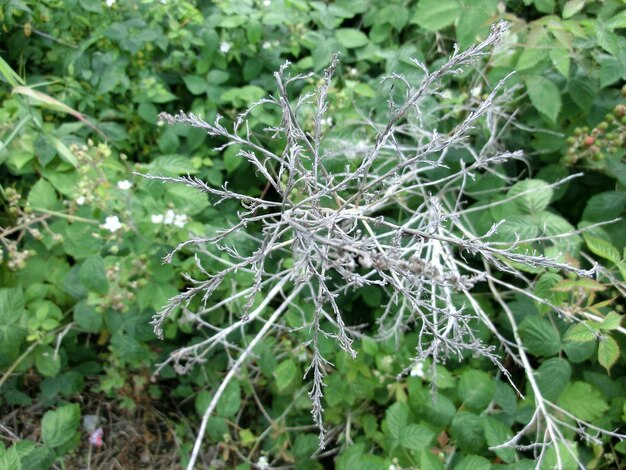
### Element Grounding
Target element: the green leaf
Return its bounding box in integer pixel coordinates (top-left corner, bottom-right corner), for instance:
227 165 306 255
73 300 102 333
583 234 620 264
563 338 596 363
0 445 21 470
220 85 265 107
419 450 444 470
182 75 208 95
223 145 243 174
482 416 515 463
525 76 561 123
600 312 623 331
562 0 584 18
508 179 553 214
454 455 492 470
516 27 550 70
335 28 368 48
273 359 297 394
533 0 554 14
28 179 58 211
458 370 495 411
246 21 263 44
549 47 570 78
535 358 571 401
411 0 461 31
568 74 597 112
217 380 241 418
582 192 626 223
41 404 81 448
519 317 561 357
563 323 598 343
79 0 102 13
79 256 109 295
598 336 619 372
540 442 579 470
558 382 608 421
195 390 211 417
400 424 434 451
0 288 25 325
599 54 626 88
456 6 494 49
207 70 230 85
385 402 408 440
34 345 61 377
450 412 485 453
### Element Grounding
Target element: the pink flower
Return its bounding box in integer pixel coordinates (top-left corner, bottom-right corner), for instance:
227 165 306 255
89 428 104 447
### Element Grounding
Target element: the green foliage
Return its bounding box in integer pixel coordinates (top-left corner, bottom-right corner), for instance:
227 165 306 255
0 0 625 468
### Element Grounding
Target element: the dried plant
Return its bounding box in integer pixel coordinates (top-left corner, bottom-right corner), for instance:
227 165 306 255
141 22 624 470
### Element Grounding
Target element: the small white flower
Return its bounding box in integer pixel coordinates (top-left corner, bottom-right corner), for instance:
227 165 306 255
105 0 116 6
410 362 425 378
151 214 164 224
322 117 333 127
76 196 86 206
163 209 176 225
441 90 453 100
173 213 188 228
470 85 482 98
219 42 231 54
389 465 397 470
117 180 132 190
349 67 358 76
263 0 271 6
102 216 122 233
257 456 269 469
262 41 272 50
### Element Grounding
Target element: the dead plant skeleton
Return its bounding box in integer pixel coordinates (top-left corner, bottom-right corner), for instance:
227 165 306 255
141 22 624 470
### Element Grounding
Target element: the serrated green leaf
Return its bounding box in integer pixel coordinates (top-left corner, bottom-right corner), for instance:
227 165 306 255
535 358 571 401
79 256 109 295
508 179 553 214
0 445 21 470
419 450 444 470
385 402 409 440
549 47 570 78
562 0 584 18
563 323 598 343
41 404 81 448
520 316 561 356
583 234 620 264
458 370 495 411
34 345 61 377
482 416 515 463
540 441 579 470
273 359 297 394
551 279 606 292
600 312 623 331
182 75 208 95
334 28 368 48
568 74 597 112
451 412 485 453
558 382 608 421
28 179 58 211
411 0 461 31
400 424 434 450
0 288 25 325
223 144 243 174
455 455 491 470
525 76 561 123
217 380 241 418
517 27 550 70
598 336 619 372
